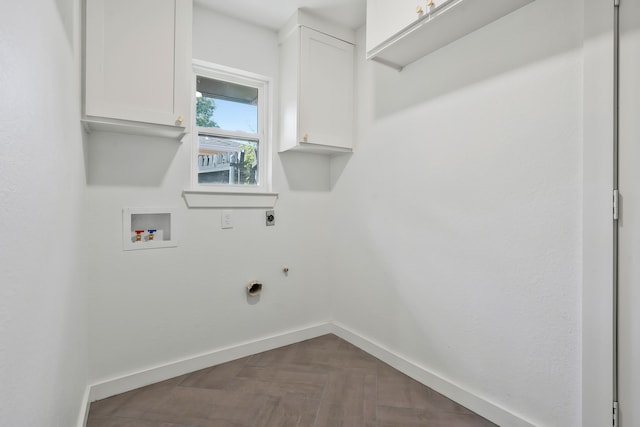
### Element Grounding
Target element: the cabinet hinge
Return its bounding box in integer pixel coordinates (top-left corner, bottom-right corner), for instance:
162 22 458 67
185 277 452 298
613 401 618 426
613 189 619 221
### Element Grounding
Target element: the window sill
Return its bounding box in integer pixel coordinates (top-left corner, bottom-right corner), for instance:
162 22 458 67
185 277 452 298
182 189 278 208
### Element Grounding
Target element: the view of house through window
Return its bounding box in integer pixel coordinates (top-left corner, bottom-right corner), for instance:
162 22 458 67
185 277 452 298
195 74 261 186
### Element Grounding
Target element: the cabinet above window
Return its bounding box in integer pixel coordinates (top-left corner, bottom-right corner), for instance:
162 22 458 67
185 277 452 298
366 0 535 71
82 0 192 139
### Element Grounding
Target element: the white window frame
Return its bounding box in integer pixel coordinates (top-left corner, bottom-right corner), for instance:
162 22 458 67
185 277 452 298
190 59 273 194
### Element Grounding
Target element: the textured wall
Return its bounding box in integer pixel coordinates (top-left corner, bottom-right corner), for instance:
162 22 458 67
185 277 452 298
86 5 333 384
0 1 617 425
0 0 89 425
329 0 583 425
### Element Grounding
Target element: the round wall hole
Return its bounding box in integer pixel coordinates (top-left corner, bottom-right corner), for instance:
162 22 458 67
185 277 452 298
247 281 263 296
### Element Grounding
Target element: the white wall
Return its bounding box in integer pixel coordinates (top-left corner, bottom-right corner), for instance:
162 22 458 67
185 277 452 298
0 0 89 426
330 0 583 425
0 1 617 425
86 4 333 385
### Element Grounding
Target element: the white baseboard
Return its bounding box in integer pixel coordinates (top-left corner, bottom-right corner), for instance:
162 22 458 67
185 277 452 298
330 321 535 427
88 322 332 403
76 385 91 427
82 321 534 427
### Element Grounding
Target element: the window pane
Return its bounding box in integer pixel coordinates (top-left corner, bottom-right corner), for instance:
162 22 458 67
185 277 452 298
196 76 258 133
198 134 259 185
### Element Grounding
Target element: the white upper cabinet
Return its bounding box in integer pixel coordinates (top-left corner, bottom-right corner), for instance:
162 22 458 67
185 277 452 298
366 0 433 53
366 0 535 70
279 11 355 154
83 0 192 139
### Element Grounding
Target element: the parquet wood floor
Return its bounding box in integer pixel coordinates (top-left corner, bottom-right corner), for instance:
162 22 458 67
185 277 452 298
87 334 496 427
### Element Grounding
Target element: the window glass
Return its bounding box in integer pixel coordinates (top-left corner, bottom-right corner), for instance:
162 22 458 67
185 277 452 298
196 76 258 132
195 75 261 186
197 135 258 185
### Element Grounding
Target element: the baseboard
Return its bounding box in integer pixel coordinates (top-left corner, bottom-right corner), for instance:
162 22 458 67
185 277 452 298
88 322 332 403
330 322 536 427
76 385 91 427
85 320 534 427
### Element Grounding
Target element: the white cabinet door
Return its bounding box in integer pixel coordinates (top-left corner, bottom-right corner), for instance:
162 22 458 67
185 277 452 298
85 0 190 132
298 27 354 150
366 0 534 70
366 0 447 52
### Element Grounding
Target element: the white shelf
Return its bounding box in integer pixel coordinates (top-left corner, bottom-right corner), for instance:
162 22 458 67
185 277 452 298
366 0 535 71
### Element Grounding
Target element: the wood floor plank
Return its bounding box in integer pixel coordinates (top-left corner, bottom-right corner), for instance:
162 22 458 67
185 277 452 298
87 334 496 427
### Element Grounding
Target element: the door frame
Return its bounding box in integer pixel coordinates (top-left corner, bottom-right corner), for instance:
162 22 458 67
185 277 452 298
582 0 616 425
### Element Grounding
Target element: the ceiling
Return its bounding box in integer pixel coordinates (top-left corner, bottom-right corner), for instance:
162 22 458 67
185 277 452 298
194 0 367 32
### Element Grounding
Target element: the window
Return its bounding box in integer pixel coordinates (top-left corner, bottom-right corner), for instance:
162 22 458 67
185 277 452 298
192 61 271 192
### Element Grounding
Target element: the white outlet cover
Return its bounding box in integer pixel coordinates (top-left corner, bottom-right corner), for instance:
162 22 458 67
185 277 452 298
221 210 233 229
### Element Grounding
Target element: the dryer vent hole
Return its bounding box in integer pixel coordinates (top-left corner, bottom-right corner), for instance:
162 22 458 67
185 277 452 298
247 282 263 296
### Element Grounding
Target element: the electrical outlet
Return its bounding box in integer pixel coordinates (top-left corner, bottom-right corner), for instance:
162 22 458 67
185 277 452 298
221 210 233 229
266 210 275 226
